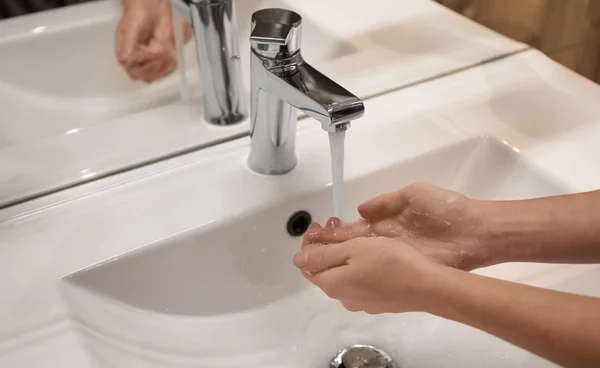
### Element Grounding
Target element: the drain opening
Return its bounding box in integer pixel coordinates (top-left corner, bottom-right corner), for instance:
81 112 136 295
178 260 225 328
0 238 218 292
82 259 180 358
330 344 397 368
286 210 312 237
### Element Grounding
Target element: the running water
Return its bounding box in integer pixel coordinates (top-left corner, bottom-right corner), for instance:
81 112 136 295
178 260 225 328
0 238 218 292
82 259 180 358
328 131 346 221
172 4 191 102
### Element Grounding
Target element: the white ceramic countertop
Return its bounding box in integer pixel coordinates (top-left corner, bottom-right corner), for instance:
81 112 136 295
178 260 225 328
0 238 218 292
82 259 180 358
0 0 525 208
2 49 600 367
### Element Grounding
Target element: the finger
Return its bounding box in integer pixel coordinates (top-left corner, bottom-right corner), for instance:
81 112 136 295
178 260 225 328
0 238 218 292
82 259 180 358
326 217 342 228
340 300 363 313
141 61 169 82
357 189 410 221
293 242 353 274
302 222 322 248
153 8 176 45
305 265 350 299
126 57 164 82
305 221 372 244
116 13 153 66
155 57 177 79
117 24 144 65
125 64 145 81
141 51 178 82
130 46 173 82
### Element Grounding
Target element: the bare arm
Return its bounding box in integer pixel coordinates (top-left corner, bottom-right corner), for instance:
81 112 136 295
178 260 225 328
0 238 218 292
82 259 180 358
478 190 600 265
307 185 600 270
296 235 600 367
428 267 600 367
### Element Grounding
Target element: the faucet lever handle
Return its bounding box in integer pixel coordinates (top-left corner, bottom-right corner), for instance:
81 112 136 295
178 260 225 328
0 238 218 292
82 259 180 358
250 22 293 46
250 9 302 55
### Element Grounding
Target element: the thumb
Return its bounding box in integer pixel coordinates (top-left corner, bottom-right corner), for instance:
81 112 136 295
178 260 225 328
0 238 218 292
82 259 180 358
357 189 410 221
294 242 352 274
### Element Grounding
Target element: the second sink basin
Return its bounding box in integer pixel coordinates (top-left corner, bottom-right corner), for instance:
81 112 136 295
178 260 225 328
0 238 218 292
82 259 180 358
0 0 358 208
60 136 598 368
0 0 356 145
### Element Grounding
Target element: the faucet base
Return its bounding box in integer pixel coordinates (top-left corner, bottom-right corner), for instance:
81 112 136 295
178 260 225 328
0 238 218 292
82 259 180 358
247 150 298 176
186 0 248 126
207 112 247 126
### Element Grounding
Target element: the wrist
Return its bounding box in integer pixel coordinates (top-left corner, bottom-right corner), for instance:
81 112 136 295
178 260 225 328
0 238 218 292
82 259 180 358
473 199 554 266
416 263 465 316
452 198 502 270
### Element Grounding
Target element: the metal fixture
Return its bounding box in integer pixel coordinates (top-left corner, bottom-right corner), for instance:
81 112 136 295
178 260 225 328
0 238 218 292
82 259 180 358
171 0 247 125
330 344 398 368
247 8 365 175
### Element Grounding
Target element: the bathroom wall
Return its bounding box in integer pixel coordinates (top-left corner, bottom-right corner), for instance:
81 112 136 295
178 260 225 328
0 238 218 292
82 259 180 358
436 0 600 83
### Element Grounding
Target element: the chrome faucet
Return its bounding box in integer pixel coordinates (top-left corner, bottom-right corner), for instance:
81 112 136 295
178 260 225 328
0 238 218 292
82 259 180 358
171 0 247 125
247 9 365 175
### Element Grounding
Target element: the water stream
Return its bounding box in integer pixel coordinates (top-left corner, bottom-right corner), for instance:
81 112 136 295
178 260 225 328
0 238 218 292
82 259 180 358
172 5 191 102
328 131 346 221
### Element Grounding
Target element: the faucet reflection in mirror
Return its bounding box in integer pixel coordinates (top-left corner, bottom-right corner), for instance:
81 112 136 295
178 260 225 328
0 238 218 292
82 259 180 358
171 0 247 125
247 8 365 175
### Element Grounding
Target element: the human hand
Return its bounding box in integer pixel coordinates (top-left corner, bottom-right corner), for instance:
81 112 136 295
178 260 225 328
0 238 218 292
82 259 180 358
306 183 492 270
294 236 444 314
116 0 192 83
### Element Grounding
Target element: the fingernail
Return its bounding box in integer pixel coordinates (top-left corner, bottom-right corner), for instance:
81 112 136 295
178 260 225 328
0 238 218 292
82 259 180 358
293 252 307 267
327 217 342 228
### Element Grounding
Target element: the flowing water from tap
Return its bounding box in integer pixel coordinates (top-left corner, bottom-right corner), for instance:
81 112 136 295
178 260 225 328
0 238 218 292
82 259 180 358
329 131 346 221
172 4 191 102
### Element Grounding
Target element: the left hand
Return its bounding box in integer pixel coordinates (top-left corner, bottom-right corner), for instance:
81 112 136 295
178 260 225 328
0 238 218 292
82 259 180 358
116 0 192 83
305 183 490 270
293 236 444 314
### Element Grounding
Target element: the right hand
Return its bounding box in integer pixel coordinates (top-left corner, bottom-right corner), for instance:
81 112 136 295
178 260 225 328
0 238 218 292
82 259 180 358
306 183 493 270
294 236 445 314
116 0 192 83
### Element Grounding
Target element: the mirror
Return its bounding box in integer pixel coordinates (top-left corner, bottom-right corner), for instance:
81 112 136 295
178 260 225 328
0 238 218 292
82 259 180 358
0 0 525 208
0 0 362 208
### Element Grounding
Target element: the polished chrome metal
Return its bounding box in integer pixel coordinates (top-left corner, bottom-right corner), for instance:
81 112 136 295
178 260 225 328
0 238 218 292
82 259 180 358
247 8 365 175
330 345 398 368
171 0 247 125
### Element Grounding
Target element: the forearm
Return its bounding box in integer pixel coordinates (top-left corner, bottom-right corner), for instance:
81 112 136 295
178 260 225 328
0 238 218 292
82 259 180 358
122 0 163 10
122 0 143 9
427 267 600 367
476 190 600 265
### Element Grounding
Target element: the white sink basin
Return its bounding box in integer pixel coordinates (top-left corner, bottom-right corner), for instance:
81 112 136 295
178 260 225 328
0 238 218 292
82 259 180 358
61 136 598 368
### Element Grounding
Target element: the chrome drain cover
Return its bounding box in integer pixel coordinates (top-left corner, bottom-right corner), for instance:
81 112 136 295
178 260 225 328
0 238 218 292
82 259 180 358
330 344 397 368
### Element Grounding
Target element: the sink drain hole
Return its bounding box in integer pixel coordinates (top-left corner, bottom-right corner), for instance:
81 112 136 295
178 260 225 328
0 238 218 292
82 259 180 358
330 344 397 368
286 210 312 237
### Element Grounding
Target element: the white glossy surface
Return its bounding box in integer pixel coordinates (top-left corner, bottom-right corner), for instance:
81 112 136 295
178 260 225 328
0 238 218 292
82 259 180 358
0 0 525 207
3 49 600 367
61 136 574 368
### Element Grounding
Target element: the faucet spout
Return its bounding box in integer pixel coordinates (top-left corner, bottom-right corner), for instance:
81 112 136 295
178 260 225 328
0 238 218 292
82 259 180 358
247 8 365 175
255 57 365 130
171 0 247 125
